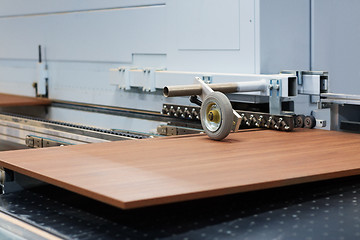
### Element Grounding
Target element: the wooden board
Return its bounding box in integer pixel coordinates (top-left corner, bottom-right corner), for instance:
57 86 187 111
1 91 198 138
0 93 51 106
0 129 359 209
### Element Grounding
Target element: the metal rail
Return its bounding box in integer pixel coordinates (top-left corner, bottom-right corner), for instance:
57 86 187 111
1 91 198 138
0 112 151 146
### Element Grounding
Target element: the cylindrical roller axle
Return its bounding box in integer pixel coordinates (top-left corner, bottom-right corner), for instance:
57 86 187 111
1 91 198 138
164 80 267 97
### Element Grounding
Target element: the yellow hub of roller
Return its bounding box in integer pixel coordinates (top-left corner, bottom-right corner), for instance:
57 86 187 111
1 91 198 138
206 103 221 124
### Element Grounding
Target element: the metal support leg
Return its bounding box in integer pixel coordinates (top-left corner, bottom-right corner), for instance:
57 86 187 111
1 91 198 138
269 79 282 115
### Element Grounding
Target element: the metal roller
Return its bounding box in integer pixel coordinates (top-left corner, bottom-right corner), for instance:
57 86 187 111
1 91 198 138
200 92 233 140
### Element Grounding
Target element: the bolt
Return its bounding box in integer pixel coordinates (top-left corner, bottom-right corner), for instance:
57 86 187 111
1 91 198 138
208 112 214 121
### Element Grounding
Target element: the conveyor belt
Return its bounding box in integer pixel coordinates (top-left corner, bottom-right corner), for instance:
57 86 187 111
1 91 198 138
0 112 150 140
0 129 359 209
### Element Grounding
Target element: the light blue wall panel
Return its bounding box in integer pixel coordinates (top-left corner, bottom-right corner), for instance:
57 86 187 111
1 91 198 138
259 0 310 74
312 0 360 94
176 0 240 50
0 0 321 112
166 0 256 73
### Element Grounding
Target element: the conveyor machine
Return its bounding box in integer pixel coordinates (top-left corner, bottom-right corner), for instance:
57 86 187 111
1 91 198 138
161 71 326 140
165 76 295 140
0 1 359 239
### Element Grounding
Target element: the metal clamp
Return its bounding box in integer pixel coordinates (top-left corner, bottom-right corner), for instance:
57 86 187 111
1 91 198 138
142 67 166 92
118 67 131 90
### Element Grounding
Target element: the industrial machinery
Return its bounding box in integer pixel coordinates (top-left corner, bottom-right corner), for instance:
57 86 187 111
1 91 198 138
162 72 325 139
0 0 359 239
164 76 297 140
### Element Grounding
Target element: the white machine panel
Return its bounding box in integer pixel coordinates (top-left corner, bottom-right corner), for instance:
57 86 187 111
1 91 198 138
0 6 166 63
0 0 165 16
0 0 313 112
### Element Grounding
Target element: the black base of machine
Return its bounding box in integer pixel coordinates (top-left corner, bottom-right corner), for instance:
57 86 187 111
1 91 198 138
1 175 360 240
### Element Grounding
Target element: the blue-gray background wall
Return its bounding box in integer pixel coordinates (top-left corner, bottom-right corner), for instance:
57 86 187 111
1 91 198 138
312 0 360 94
0 0 358 103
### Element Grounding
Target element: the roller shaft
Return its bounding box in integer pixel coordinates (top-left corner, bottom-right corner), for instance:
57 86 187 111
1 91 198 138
164 81 267 97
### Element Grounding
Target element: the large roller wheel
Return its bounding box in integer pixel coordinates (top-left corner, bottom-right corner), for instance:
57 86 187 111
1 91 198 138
200 92 233 140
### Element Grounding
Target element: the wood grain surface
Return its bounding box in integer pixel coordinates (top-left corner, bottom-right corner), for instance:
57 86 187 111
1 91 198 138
0 129 359 209
0 93 51 106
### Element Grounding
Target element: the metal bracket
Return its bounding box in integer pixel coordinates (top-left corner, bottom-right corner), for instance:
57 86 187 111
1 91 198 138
283 70 303 86
36 63 48 96
119 67 131 90
195 77 213 100
25 135 70 148
110 67 136 90
269 79 282 115
36 45 48 97
232 110 241 133
0 167 5 194
316 119 326 128
157 125 203 136
195 77 241 133
142 68 155 92
202 75 213 84
281 70 328 95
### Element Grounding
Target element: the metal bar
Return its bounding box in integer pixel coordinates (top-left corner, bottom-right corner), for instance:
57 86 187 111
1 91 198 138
164 81 267 97
51 101 178 122
0 112 149 146
321 93 360 101
0 211 63 240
